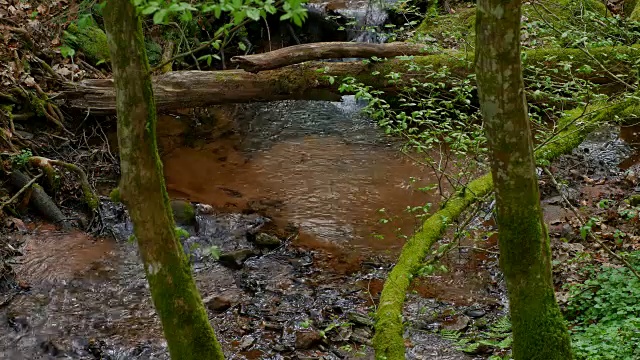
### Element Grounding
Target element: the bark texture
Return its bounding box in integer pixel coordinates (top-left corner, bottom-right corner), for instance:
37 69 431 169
61 45 640 113
231 41 432 72
102 1 225 359
475 1 573 359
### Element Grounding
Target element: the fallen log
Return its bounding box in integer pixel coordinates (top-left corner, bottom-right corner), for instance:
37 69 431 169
230 42 433 72
372 96 640 359
59 45 640 114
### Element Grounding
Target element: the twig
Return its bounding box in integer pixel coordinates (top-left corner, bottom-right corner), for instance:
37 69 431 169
0 172 43 211
542 167 640 281
170 22 201 71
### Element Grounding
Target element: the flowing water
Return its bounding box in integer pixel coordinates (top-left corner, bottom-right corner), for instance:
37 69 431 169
4 90 640 359
159 97 440 254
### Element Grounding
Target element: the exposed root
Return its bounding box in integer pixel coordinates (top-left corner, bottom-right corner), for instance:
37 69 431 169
28 156 99 211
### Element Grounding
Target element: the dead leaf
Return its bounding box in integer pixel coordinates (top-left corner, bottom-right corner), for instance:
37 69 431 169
5 217 27 232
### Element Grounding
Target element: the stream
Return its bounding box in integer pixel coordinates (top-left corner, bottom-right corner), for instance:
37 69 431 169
0 96 496 360
3 94 640 360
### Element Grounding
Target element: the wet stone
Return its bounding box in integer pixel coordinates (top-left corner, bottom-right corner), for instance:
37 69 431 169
347 311 374 327
218 249 258 269
442 315 470 332
170 200 196 226
239 335 255 350
295 330 323 350
350 328 372 345
7 313 29 332
40 339 65 357
253 233 282 248
204 293 240 312
464 308 486 318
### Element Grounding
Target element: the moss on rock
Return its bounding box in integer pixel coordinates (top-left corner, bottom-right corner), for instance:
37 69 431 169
63 22 110 65
171 199 196 226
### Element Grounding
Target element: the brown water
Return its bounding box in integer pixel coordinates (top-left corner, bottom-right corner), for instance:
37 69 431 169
619 123 640 169
159 99 446 254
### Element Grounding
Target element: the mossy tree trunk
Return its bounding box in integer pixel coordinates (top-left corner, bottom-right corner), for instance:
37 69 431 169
102 1 225 359
475 1 573 359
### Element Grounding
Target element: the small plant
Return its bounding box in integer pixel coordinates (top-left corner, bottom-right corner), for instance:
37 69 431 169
206 245 221 260
564 251 640 359
11 149 32 168
298 319 312 329
440 316 513 357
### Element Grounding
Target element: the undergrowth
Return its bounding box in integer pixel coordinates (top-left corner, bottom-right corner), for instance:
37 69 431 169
564 251 640 360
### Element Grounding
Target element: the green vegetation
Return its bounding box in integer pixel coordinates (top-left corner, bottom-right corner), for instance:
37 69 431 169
63 22 110 65
565 252 640 360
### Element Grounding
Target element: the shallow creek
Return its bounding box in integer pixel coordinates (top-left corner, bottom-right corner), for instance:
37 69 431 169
5 99 637 359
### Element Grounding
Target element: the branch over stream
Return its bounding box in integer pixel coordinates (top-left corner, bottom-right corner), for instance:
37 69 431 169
230 42 433 72
372 96 640 360
60 45 640 114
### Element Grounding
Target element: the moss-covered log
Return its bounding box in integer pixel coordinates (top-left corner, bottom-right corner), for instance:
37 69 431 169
60 45 640 113
103 0 225 359
8 170 70 229
372 96 640 359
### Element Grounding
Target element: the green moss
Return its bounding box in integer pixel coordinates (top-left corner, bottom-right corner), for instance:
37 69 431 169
109 187 121 203
373 173 494 359
171 200 196 226
624 0 640 20
145 40 163 66
414 0 607 44
414 7 476 44
628 194 640 207
64 22 110 65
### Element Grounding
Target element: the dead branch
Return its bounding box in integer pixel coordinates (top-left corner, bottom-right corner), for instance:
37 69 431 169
0 172 42 212
231 42 433 72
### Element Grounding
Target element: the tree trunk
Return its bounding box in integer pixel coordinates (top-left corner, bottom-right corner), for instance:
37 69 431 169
475 1 573 359
103 1 225 359
230 41 433 72
60 45 639 113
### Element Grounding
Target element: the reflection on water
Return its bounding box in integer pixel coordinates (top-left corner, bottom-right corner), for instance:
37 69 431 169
159 98 442 252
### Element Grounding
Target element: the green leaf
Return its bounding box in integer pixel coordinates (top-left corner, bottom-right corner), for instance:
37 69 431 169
59 45 76 58
153 9 168 24
141 5 159 15
238 42 247 51
246 7 261 21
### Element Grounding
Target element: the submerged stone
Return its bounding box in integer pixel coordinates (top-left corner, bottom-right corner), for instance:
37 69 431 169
218 248 258 269
253 233 282 248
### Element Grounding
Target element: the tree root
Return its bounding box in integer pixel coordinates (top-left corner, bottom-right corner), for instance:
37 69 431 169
9 86 71 134
372 96 640 360
27 156 99 211
8 170 70 229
